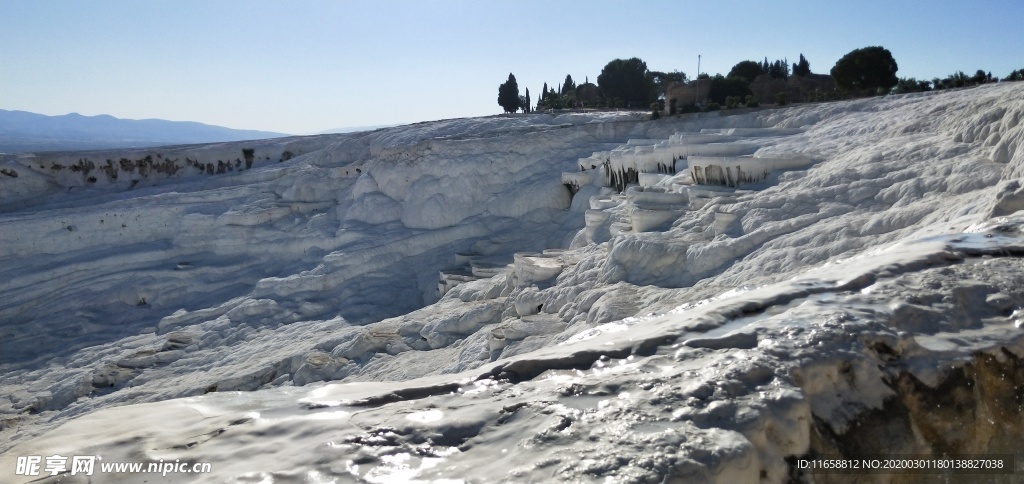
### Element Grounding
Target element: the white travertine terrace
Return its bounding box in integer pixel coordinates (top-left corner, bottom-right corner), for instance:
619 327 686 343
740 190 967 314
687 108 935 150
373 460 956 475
3 85 1024 483
688 155 813 187
513 252 564 286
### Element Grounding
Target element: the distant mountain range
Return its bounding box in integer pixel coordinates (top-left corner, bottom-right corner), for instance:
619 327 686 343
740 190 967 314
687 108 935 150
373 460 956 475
0 109 291 153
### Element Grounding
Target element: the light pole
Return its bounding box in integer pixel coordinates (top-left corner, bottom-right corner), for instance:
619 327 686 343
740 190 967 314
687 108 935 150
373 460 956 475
695 54 701 106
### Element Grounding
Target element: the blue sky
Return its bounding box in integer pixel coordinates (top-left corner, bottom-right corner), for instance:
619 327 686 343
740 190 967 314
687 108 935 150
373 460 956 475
3 1 1021 134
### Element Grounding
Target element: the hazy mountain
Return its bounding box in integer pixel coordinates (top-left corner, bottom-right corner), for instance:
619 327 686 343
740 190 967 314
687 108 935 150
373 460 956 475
0 109 290 153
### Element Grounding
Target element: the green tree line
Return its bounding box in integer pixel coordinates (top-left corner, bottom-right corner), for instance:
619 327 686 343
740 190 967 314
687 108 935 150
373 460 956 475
499 47 1022 114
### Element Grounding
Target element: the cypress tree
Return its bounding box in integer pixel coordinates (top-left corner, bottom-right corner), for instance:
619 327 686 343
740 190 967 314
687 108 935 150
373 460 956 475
498 73 521 113
563 74 576 93
793 54 811 76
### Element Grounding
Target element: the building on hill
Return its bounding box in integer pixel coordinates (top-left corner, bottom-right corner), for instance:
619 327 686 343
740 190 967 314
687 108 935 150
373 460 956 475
750 73 837 103
664 80 711 109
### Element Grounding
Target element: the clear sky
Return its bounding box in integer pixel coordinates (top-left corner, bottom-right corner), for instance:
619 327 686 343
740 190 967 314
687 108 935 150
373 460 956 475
3 0 1021 134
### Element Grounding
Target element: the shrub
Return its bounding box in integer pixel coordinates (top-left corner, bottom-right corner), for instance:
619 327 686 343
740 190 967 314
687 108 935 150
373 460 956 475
708 75 753 105
725 96 740 109
892 78 933 94
705 102 721 111
775 92 789 106
745 95 759 107
677 103 700 114
669 98 678 115
650 102 661 120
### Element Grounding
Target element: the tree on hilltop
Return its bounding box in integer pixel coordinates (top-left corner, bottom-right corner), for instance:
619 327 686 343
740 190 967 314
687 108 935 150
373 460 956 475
793 54 811 76
498 73 520 114
970 69 995 84
727 60 765 84
598 58 651 107
932 69 998 90
768 59 789 79
576 81 599 105
759 57 788 79
831 46 898 95
563 74 576 94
